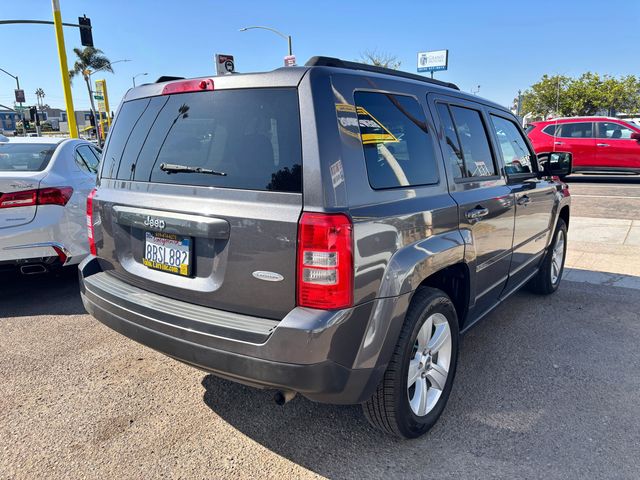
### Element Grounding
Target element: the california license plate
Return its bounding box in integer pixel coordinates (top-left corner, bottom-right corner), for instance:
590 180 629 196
142 231 192 276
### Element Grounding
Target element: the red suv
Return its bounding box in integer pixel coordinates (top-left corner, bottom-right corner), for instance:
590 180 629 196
527 117 640 175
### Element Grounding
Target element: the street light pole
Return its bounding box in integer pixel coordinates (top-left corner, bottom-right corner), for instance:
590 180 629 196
239 25 293 60
51 0 78 138
132 72 148 87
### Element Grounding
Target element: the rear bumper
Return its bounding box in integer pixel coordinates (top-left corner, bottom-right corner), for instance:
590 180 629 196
80 257 408 404
0 206 86 265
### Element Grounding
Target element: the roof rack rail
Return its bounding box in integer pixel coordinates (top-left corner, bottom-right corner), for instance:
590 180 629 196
155 76 185 83
305 56 459 91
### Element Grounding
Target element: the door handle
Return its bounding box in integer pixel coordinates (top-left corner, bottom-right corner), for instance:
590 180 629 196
554 141 564 145
597 143 610 147
465 206 489 221
517 195 531 206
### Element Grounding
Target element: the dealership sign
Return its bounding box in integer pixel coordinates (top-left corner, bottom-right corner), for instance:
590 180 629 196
417 50 448 73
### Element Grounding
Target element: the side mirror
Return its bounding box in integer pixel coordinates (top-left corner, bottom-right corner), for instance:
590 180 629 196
631 132 640 141
537 152 572 177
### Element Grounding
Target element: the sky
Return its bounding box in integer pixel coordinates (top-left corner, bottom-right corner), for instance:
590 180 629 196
1 0 639 113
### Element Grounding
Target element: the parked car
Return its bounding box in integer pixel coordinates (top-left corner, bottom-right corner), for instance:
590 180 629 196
80 57 571 439
0 137 100 274
526 116 640 175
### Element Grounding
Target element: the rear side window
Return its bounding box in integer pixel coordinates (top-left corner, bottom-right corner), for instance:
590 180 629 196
353 92 438 189
101 88 302 193
437 104 496 178
76 145 99 174
557 122 593 138
490 115 533 175
542 124 559 136
597 122 635 139
0 143 56 172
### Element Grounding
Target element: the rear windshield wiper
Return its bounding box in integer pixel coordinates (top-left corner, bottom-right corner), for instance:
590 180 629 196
159 163 227 176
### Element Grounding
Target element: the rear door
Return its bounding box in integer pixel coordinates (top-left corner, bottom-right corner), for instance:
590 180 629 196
555 121 596 168
0 142 55 229
93 87 303 320
595 121 640 170
430 96 515 317
487 111 556 293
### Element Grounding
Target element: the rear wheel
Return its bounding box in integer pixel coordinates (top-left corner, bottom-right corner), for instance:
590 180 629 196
528 218 567 294
363 287 459 438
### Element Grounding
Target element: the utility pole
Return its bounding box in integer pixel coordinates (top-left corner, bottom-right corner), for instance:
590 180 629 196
51 0 78 138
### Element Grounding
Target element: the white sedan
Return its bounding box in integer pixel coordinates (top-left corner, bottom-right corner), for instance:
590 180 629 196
0 137 99 274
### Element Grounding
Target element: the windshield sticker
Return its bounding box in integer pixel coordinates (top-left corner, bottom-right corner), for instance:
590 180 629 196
335 103 399 144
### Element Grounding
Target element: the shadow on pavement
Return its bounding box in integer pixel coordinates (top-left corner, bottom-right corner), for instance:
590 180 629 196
0 268 85 317
200 283 640 478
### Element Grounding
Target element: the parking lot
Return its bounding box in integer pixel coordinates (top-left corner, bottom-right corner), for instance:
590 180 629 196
1 175 639 479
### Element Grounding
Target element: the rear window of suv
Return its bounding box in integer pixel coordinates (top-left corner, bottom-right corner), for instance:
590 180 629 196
100 88 302 193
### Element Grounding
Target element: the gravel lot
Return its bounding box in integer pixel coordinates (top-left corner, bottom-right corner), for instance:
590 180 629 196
2 176 640 479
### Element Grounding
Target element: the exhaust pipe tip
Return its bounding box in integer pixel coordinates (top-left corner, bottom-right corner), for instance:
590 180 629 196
19 264 48 275
274 390 296 406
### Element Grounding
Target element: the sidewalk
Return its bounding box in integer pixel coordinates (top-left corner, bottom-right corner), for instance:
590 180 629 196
565 216 640 290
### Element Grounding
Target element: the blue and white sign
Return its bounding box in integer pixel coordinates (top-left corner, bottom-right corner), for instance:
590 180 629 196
417 50 448 73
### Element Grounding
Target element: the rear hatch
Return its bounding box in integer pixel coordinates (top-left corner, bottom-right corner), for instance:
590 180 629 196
93 83 303 320
0 142 56 229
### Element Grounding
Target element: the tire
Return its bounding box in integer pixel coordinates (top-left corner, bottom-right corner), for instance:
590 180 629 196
362 287 459 439
528 217 568 295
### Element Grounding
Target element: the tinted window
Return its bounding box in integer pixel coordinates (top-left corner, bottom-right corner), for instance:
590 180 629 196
0 143 56 172
449 106 496 178
524 124 535 134
490 115 533 175
353 92 438 189
436 103 465 178
557 122 593 138
597 122 635 139
542 124 559 136
102 89 302 193
76 145 99 174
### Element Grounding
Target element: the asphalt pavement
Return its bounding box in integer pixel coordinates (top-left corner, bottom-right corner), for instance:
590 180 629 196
1 175 640 479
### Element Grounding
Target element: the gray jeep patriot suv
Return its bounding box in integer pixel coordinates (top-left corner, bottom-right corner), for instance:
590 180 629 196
80 57 571 438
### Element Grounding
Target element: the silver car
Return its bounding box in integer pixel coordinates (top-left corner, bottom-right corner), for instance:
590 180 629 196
0 137 99 274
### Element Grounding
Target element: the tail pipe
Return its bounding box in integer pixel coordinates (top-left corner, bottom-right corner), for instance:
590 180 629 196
19 264 48 275
274 390 297 405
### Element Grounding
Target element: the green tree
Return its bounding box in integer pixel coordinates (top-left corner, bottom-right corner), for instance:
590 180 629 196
521 72 640 118
69 47 112 135
359 49 401 69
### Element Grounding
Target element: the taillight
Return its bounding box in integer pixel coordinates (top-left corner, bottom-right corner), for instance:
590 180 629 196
297 212 353 309
38 187 73 206
0 187 73 208
87 188 97 256
162 78 214 95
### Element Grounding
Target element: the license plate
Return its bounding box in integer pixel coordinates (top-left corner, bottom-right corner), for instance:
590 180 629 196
142 231 192 277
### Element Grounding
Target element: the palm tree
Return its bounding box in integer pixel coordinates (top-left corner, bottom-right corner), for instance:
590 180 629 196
69 47 113 139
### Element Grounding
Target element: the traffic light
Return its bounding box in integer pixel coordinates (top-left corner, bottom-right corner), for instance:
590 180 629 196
78 16 93 47
28 107 41 126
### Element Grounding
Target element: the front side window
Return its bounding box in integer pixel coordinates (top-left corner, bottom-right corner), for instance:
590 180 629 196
597 122 635 139
557 122 593 138
447 105 497 178
490 115 534 175
354 92 438 189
